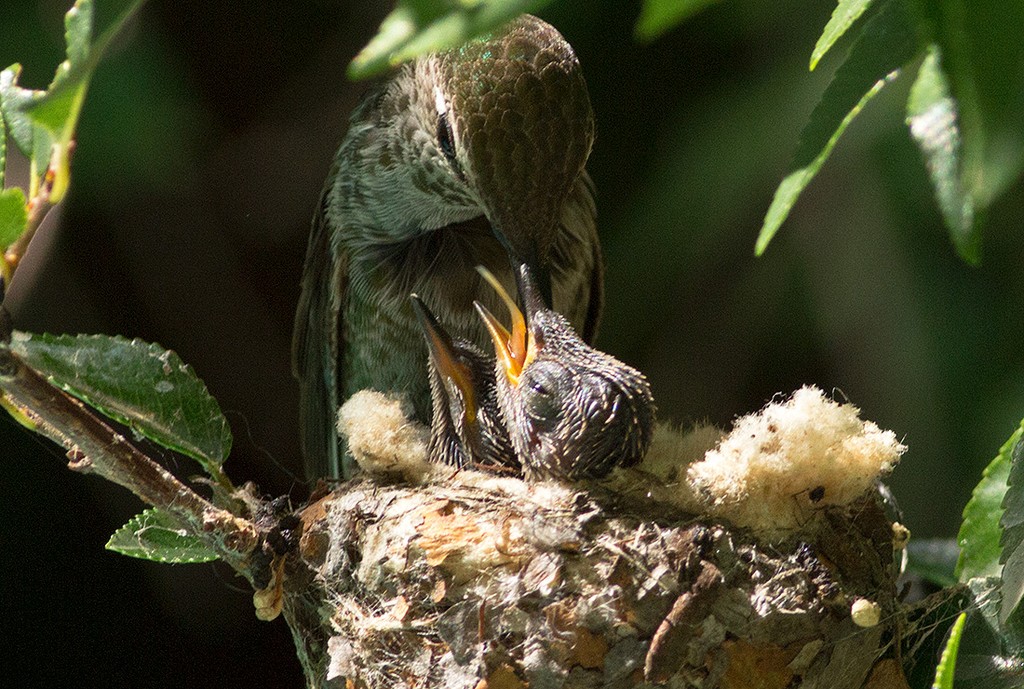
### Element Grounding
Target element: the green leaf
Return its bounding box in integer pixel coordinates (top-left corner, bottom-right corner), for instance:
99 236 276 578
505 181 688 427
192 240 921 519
29 0 94 135
106 508 219 563
348 0 552 80
928 0 1024 214
0 0 145 201
810 0 876 70
0 65 43 156
932 612 966 689
1001 437 1024 563
907 46 976 263
956 420 1023 581
0 65 54 194
635 0 722 42
999 436 1024 646
755 0 919 256
27 0 145 131
11 333 232 472
0 188 28 249
0 103 6 188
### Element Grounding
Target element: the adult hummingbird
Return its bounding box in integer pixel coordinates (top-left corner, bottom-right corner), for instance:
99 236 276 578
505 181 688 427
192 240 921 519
409 294 519 473
294 15 602 480
475 265 654 481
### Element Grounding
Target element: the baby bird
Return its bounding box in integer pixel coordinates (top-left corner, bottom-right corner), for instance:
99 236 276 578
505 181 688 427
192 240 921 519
410 294 519 474
474 266 655 481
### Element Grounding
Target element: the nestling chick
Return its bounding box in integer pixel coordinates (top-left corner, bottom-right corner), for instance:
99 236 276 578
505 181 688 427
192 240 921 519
475 265 655 480
410 294 520 474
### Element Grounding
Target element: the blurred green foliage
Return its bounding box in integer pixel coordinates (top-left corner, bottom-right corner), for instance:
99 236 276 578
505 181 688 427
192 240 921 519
0 187 27 245
350 0 1024 264
636 0 723 40
1 0 144 203
757 0 917 255
1 0 1023 686
349 0 554 78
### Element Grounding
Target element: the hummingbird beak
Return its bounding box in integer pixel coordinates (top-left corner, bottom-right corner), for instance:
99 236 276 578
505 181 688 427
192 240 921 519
410 294 478 423
524 261 554 308
474 265 543 388
512 262 549 325
487 223 555 308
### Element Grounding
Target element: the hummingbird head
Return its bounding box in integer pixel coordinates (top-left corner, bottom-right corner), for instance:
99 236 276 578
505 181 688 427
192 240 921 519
421 15 594 295
474 265 655 481
344 15 592 303
410 293 519 472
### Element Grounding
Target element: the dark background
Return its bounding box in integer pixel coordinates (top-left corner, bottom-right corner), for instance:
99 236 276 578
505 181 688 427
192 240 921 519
1 0 1022 686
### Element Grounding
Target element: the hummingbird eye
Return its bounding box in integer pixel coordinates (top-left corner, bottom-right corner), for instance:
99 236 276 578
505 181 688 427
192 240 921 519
433 86 463 178
525 390 559 428
437 111 458 164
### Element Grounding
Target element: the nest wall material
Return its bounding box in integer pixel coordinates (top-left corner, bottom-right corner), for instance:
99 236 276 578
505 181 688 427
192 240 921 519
265 386 909 688
283 474 902 689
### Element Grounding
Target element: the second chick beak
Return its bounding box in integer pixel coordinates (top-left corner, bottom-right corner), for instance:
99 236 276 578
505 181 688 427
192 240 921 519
410 294 478 424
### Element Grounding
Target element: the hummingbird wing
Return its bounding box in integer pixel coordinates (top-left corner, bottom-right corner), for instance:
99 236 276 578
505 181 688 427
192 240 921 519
293 185 348 481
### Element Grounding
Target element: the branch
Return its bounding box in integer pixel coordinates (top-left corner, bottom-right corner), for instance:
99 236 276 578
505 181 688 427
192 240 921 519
0 344 259 573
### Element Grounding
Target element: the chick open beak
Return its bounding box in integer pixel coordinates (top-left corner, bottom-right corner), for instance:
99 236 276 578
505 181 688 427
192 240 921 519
473 265 545 388
410 294 478 423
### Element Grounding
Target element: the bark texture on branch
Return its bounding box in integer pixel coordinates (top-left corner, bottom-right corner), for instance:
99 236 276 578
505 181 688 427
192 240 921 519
280 470 902 689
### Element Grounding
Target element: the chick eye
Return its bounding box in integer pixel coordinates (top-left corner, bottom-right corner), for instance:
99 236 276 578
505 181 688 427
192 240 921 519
524 374 560 428
526 392 558 427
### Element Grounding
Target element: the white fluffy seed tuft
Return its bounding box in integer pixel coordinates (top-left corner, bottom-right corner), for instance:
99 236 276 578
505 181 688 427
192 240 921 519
337 390 432 482
686 386 905 532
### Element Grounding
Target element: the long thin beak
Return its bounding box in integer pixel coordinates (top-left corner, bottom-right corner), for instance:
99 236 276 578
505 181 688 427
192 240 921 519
526 262 553 308
512 262 549 323
487 223 554 307
474 301 522 388
410 294 477 423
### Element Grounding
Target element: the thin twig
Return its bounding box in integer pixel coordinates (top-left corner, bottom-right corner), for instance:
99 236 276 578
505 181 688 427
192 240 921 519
3 151 60 285
0 344 259 575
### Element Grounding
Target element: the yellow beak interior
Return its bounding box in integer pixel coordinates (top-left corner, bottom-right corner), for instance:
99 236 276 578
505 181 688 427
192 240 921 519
475 266 537 387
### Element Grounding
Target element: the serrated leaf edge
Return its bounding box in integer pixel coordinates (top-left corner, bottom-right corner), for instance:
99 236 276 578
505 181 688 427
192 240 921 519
106 508 219 564
11 332 232 470
956 421 1023 581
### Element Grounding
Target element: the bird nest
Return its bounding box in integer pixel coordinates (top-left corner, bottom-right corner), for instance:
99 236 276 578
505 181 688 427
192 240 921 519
271 386 909 689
